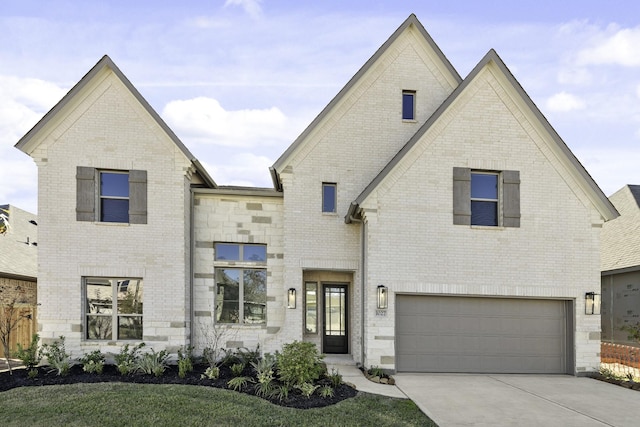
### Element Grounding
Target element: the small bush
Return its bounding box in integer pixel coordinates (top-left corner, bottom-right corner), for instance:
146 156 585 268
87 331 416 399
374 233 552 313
368 366 385 377
13 334 41 370
137 349 169 377
276 341 324 387
227 376 253 391
318 385 335 398
201 366 220 380
79 350 105 374
114 343 145 376
327 368 343 388
296 382 319 398
177 346 194 379
230 362 245 377
40 336 72 376
27 368 39 379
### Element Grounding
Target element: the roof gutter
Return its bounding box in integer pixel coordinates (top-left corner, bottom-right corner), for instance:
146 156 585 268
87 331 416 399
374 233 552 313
345 202 362 224
269 167 282 191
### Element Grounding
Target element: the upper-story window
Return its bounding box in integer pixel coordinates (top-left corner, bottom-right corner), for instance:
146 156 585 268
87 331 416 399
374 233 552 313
214 243 267 325
100 171 129 222
453 167 520 228
322 182 337 213
76 166 147 224
471 172 499 226
402 90 416 120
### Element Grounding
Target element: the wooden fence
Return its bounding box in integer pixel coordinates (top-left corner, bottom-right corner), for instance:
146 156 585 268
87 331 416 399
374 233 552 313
0 305 37 358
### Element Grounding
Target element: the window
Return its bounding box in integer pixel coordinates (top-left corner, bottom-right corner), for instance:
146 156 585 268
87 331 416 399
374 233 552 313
76 166 147 224
214 243 267 325
471 172 498 226
305 282 317 334
402 90 416 120
453 167 520 227
322 183 337 213
100 171 129 222
84 278 143 340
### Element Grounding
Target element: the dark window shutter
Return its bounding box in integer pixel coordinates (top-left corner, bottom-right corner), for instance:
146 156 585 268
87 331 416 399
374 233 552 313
129 170 147 224
453 167 471 225
502 170 520 228
76 166 95 221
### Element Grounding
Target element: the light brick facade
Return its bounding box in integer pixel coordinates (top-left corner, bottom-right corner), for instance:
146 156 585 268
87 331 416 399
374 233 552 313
15 15 616 374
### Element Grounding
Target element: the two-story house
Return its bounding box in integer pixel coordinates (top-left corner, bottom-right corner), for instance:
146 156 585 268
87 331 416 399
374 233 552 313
15 14 617 374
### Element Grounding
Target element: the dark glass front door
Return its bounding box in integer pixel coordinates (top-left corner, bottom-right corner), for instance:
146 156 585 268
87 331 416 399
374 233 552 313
323 284 348 354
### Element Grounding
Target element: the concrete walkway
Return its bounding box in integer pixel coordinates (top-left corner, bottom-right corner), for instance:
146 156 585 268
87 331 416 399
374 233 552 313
324 355 407 399
394 374 640 427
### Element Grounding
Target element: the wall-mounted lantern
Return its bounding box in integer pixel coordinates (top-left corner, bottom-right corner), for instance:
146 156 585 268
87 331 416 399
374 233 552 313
377 285 388 309
585 292 601 315
287 288 296 309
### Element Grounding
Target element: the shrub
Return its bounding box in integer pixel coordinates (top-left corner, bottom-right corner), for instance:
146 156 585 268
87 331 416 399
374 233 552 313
227 376 253 391
13 333 41 370
368 366 385 377
27 368 39 379
318 385 335 398
276 341 324 387
114 342 145 376
296 382 319 398
327 368 343 388
230 362 245 377
177 345 194 379
201 366 220 380
40 336 72 376
137 348 169 377
79 349 105 374
252 353 276 397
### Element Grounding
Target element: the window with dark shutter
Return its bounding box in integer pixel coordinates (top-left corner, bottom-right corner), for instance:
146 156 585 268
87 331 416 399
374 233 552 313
452 167 520 228
77 166 96 222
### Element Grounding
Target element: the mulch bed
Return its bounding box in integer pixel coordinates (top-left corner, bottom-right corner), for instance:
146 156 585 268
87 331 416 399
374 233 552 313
0 363 358 409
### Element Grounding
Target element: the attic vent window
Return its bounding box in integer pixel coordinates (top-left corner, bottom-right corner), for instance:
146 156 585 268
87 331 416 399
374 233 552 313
402 90 416 121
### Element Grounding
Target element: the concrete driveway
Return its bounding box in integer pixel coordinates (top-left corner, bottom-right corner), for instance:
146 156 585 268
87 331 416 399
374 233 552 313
394 374 640 427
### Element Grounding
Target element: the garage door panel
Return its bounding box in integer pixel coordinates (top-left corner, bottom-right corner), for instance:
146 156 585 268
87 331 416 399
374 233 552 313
396 295 570 374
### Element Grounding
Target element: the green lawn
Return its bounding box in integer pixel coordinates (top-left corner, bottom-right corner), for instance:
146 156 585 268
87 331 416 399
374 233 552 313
0 383 437 427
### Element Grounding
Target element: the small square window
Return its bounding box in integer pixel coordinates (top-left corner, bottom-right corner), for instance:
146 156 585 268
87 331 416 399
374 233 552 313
322 183 337 213
471 172 499 226
402 90 416 120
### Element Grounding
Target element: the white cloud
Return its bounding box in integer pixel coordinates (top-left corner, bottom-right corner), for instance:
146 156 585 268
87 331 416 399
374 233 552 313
556 68 592 86
204 152 274 188
162 97 290 148
577 27 640 67
546 92 586 112
224 0 263 19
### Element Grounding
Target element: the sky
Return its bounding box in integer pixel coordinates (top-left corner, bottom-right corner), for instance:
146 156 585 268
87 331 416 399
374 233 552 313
2 0 640 214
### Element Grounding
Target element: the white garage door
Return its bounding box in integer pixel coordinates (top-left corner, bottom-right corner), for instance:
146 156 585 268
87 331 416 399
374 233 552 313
396 295 571 373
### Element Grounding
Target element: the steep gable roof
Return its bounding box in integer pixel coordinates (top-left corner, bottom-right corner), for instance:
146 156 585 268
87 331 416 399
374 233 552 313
346 49 618 223
269 14 461 190
15 55 216 188
601 185 640 273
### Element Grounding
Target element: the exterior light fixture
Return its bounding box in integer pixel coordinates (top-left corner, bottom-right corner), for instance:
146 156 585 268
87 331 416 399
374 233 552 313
287 288 296 309
377 285 388 310
585 292 601 315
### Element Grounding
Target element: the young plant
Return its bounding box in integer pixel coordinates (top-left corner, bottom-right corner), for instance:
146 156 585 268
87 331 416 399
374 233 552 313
327 368 343 388
177 345 194 379
137 348 169 377
296 382 319 398
230 362 245 377
79 349 105 374
40 336 72 376
13 333 41 370
276 341 325 387
227 376 253 391
318 385 335 398
201 366 220 380
114 342 145 376
252 353 276 397
368 366 385 377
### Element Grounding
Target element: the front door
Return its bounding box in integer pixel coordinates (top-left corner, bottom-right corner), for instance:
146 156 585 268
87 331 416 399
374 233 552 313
323 284 348 354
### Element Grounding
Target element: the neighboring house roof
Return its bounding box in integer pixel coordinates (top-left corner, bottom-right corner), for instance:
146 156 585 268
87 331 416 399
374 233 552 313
0 205 37 282
601 185 640 273
14 55 216 189
345 49 619 224
269 13 462 190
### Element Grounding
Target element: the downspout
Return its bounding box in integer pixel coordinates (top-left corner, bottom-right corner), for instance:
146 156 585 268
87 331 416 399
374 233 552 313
360 220 366 367
189 188 195 347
